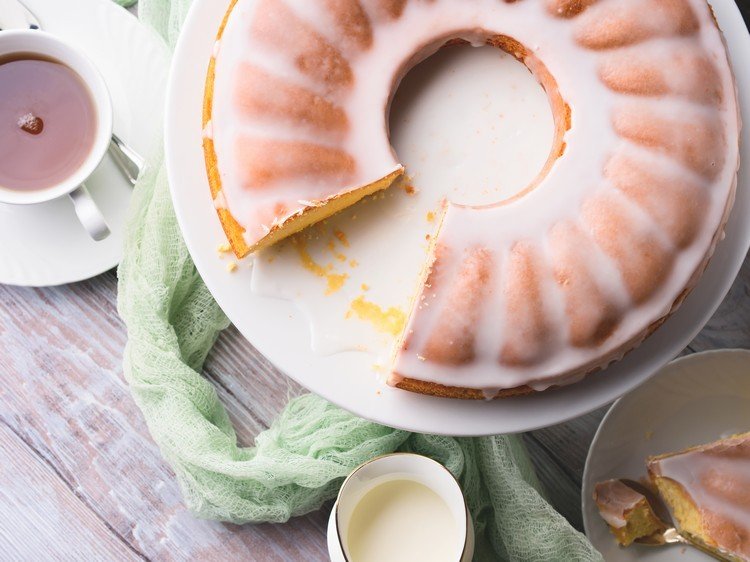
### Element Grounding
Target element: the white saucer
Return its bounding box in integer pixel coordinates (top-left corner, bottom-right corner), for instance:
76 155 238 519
0 0 169 287
166 0 750 435
582 349 750 562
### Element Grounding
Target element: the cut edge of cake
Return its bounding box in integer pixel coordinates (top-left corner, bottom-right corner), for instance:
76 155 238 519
647 432 750 562
201 0 405 259
593 479 667 547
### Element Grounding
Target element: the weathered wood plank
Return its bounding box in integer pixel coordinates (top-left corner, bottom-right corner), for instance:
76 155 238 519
522 407 608 530
687 256 750 352
522 433 586 530
206 325 307 443
527 408 609 484
0 421 141 562
0 272 329 562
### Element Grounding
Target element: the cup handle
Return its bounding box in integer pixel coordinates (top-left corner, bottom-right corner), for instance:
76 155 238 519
69 183 110 241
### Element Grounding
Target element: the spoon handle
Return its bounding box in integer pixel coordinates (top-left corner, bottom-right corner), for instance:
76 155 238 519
109 134 145 186
685 540 737 562
671 530 736 562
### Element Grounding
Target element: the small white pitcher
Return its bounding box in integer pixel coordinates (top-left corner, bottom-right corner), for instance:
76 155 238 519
328 453 475 562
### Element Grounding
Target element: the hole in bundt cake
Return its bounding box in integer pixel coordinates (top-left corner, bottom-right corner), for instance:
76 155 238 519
388 35 564 209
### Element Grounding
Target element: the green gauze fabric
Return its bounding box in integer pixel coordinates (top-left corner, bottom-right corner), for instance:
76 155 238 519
116 1 603 560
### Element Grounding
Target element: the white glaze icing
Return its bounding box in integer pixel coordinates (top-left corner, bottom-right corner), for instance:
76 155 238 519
202 119 213 140
208 0 740 393
594 479 646 529
213 188 227 210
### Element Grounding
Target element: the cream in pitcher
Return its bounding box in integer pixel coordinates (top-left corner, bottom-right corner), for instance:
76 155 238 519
329 453 473 562
346 477 459 562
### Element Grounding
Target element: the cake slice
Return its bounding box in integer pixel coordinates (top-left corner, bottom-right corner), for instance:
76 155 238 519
647 432 750 561
593 479 667 546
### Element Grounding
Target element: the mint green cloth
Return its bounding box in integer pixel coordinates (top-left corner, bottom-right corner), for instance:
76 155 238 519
117 1 603 560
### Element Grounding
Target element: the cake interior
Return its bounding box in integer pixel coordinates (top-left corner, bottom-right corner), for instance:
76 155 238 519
614 500 666 547
247 169 403 256
593 479 667 547
649 476 708 545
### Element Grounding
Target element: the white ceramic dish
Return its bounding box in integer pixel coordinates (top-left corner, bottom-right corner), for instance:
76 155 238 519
0 0 169 286
166 0 750 435
327 453 474 562
582 349 750 562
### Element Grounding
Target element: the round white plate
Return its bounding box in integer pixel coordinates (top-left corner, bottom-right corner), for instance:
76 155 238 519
582 349 750 561
0 0 169 287
166 0 750 435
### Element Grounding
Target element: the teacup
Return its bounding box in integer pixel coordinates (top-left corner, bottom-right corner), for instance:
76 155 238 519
0 30 112 241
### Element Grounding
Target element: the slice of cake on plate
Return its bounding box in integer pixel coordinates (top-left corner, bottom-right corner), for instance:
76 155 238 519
593 479 666 546
647 432 750 561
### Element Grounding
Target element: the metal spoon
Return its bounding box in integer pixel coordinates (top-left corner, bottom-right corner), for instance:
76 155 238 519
0 0 145 185
619 479 736 562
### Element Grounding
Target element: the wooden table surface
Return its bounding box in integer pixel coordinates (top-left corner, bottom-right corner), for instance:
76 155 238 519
2 2 749 561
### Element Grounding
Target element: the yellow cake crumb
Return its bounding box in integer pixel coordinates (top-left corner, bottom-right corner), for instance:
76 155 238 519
226 261 238 273
346 295 406 336
217 242 232 254
293 237 348 295
350 259 359 268
400 182 417 195
361 283 370 291
326 239 347 262
426 211 435 223
328 274 347 294
334 229 350 247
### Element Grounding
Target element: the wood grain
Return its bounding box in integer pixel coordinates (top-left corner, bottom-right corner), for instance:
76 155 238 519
0 421 140 562
0 273 329 561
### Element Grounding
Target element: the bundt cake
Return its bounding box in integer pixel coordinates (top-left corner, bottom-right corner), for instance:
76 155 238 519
593 479 667 547
203 0 740 399
647 432 750 561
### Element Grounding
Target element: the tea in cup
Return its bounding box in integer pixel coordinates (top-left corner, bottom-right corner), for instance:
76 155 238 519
0 30 112 240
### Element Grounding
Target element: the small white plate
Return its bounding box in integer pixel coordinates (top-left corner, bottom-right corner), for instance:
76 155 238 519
582 349 750 562
0 0 169 287
166 0 750 435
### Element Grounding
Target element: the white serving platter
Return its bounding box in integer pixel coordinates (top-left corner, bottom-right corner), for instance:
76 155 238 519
166 0 750 435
